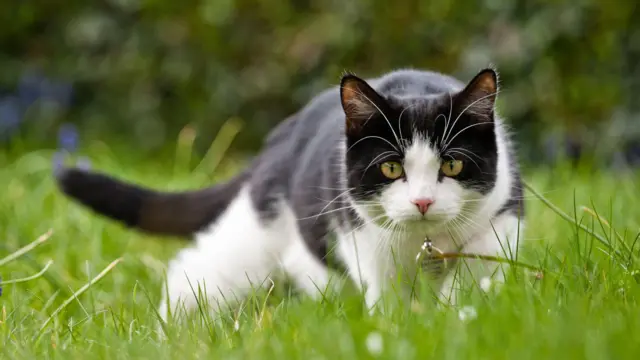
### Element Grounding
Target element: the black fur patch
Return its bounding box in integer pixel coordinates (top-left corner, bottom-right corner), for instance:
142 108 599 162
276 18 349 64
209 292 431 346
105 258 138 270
56 167 248 237
57 168 146 228
342 70 500 202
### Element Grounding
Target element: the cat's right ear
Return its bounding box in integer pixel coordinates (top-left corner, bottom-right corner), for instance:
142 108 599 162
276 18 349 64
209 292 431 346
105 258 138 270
340 74 387 135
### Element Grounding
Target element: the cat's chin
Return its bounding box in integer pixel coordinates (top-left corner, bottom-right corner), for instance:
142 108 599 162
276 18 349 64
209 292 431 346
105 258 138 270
393 216 454 233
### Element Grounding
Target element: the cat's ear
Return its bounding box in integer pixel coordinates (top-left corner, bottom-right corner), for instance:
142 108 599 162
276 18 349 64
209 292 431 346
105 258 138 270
456 68 498 121
340 74 388 134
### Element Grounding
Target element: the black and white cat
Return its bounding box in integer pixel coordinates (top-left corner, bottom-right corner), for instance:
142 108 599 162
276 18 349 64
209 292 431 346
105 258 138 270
57 67 524 319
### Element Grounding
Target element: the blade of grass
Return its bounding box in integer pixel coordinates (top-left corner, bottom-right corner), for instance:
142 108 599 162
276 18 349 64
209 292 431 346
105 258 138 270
430 252 546 273
174 124 197 177
0 260 53 285
194 117 243 176
137 282 172 342
582 205 631 254
35 257 123 342
522 181 626 262
0 229 53 267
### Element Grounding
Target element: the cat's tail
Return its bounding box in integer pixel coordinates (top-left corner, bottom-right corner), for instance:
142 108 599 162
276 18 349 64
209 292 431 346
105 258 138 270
55 167 248 238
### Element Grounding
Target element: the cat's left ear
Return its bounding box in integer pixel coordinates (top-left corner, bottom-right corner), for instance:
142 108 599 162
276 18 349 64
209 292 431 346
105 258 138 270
456 68 499 121
340 74 388 135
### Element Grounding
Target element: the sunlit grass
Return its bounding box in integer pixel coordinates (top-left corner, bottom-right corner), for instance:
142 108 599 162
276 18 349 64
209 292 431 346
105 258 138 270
1 133 639 358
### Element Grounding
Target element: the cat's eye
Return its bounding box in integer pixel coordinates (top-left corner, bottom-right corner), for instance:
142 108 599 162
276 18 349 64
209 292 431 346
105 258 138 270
380 161 404 179
441 160 463 177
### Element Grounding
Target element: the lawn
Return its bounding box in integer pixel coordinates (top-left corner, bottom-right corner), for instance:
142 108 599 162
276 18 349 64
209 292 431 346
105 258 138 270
1 134 639 359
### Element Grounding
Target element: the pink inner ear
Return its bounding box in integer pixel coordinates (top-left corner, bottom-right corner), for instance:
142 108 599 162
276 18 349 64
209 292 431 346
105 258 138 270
456 70 498 118
465 70 497 98
342 84 372 133
342 86 372 124
342 80 375 115
341 76 388 133
474 73 497 95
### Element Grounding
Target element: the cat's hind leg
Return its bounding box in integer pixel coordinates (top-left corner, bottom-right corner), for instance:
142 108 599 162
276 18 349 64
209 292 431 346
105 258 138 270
158 187 296 323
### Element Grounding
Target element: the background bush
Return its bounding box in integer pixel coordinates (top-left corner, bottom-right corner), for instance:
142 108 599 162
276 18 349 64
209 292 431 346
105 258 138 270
1 0 639 165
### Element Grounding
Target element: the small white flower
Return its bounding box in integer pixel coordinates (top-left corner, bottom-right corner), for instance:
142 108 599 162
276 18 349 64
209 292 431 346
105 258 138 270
233 319 240 332
365 332 384 355
458 306 478 322
480 277 492 292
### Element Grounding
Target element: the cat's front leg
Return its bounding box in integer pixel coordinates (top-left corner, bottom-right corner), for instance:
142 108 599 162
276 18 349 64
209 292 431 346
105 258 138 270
439 214 524 306
363 279 385 314
336 229 389 314
345 252 387 314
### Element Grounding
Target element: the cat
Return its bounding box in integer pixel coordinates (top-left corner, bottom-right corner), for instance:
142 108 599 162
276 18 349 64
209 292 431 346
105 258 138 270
56 67 524 321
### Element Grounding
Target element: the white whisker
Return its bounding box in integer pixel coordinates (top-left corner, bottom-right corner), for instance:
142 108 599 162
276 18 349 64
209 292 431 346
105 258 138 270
297 204 378 221
443 122 494 149
347 135 400 154
441 90 501 147
348 88 403 151
446 147 483 160
445 149 481 170
397 101 422 150
307 188 353 221
438 91 455 148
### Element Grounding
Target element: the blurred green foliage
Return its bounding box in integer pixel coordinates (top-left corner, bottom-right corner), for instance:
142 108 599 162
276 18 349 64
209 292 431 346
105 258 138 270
1 0 639 164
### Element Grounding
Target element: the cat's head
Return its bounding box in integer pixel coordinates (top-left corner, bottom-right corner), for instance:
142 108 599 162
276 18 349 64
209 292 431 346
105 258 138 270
341 69 500 233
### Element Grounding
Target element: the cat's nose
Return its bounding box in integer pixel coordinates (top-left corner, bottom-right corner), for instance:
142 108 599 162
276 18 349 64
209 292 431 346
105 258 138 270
411 198 434 215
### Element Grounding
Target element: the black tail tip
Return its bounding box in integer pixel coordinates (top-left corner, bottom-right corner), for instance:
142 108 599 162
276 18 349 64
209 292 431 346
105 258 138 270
55 167 89 196
54 167 145 229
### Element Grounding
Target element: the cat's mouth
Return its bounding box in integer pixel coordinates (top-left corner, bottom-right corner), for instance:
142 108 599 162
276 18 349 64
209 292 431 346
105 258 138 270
390 214 454 232
400 212 453 223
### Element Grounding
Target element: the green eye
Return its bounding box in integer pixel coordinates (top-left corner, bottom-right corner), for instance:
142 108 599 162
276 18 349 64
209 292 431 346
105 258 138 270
380 161 404 179
441 160 463 177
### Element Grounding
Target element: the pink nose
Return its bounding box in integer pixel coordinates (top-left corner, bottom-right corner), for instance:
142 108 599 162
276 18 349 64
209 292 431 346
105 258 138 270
411 198 434 215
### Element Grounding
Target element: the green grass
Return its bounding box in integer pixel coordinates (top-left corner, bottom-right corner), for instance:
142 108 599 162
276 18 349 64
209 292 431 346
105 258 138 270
1 135 640 359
